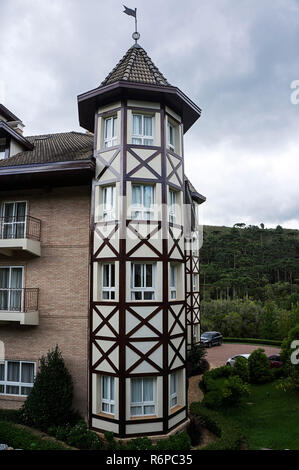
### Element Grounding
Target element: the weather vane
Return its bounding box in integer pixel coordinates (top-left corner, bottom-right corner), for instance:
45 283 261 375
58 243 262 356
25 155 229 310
123 5 140 44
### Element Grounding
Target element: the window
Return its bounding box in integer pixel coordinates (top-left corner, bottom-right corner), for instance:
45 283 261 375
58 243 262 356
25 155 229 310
0 361 35 396
170 373 178 409
131 184 154 220
170 264 177 300
1 202 27 239
169 189 176 224
193 324 200 344
0 267 23 312
131 378 156 417
102 186 116 221
102 264 115 300
193 274 198 291
104 116 117 148
131 263 155 300
132 114 154 146
0 138 8 160
167 122 175 151
101 376 115 415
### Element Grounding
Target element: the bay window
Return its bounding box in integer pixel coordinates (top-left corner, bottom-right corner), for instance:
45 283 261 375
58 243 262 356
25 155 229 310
102 264 115 300
0 267 23 312
131 377 156 417
131 184 154 220
170 373 178 409
170 264 177 300
104 116 118 148
131 263 155 300
102 186 116 221
0 361 35 396
101 375 115 415
132 114 154 146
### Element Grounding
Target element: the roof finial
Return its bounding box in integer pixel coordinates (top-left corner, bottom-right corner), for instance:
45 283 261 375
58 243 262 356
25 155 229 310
123 5 140 46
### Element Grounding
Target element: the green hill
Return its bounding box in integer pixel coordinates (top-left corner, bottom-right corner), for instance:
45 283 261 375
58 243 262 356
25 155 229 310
200 224 299 339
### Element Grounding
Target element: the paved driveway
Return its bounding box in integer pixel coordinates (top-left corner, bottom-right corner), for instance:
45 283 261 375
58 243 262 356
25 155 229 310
206 343 281 368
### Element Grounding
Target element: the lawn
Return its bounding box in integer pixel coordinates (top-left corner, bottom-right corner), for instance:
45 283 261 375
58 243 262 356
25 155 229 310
219 381 299 450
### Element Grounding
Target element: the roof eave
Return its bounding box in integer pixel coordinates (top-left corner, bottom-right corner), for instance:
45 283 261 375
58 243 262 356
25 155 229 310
78 81 201 134
0 121 34 150
0 104 21 122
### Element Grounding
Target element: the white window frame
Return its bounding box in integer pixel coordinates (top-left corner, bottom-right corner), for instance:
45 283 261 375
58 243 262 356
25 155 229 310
102 186 116 221
102 263 115 301
104 116 118 148
170 373 178 409
101 375 115 415
130 377 156 417
0 137 8 160
132 114 154 146
131 263 155 301
167 122 175 152
193 324 200 344
170 264 177 300
1 201 27 239
0 360 36 397
131 184 154 221
169 189 177 224
0 266 24 312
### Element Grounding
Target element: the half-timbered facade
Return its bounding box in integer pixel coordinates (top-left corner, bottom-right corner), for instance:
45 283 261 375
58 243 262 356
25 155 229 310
78 43 205 437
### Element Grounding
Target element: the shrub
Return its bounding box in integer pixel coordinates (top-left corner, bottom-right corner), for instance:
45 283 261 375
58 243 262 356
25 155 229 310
223 338 282 347
65 422 103 450
187 343 209 377
0 409 21 424
190 402 245 450
126 437 153 450
0 421 69 450
202 376 249 410
278 325 299 392
19 346 74 430
199 365 233 393
248 348 272 384
154 432 191 451
233 356 249 383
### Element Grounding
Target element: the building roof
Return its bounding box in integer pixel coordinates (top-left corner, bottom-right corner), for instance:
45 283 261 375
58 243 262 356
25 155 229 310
100 44 170 88
0 103 21 122
0 131 94 167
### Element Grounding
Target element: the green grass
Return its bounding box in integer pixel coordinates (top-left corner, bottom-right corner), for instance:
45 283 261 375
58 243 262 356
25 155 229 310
219 382 299 450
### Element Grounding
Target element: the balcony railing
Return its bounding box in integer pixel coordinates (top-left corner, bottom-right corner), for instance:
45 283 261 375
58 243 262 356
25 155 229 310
0 288 39 313
0 216 41 241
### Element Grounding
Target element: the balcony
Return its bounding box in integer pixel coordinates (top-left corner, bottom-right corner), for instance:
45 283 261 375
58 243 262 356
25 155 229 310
0 288 39 325
0 216 41 257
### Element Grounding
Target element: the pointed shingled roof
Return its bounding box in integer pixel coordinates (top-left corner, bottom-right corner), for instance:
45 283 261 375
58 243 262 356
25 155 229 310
100 44 170 88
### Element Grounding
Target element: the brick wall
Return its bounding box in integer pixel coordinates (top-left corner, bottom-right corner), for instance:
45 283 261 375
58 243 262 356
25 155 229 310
0 186 91 416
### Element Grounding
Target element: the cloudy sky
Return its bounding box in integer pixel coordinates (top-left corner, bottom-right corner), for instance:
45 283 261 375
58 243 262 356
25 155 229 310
1 0 299 228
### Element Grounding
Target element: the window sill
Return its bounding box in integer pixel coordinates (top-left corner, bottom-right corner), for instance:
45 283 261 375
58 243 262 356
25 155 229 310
130 415 157 421
96 412 116 419
170 405 184 415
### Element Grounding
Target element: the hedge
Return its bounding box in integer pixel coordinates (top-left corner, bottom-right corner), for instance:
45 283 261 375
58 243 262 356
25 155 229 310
223 338 282 347
0 421 71 450
190 402 246 450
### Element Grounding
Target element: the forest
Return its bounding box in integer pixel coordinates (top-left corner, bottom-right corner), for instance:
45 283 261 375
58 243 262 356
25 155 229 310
200 224 299 340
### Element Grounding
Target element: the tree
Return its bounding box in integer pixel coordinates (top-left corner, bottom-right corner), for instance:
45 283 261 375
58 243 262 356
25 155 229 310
248 348 271 384
186 343 209 377
19 346 74 430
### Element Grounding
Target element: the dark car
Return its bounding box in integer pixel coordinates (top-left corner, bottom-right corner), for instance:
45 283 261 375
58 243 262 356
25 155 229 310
268 354 283 369
200 331 223 348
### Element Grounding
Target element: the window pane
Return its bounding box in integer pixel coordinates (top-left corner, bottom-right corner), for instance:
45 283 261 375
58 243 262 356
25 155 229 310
110 265 115 288
6 385 19 395
0 385 4 393
144 405 155 415
145 265 153 288
102 376 109 400
0 363 4 380
105 118 112 139
132 186 142 205
16 202 26 221
144 291 154 300
103 265 110 288
144 186 153 208
143 378 153 402
102 403 109 413
102 291 109 300
0 268 9 288
170 374 177 394
144 116 153 136
110 377 115 401
133 115 142 135
131 378 142 403
7 362 20 382
131 406 142 416
111 291 115 300
170 266 176 287
143 138 153 146
112 117 117 138
21 387 32 396
21 363 34 384
132 138 142 145
134 264 143 288
132 291 142 300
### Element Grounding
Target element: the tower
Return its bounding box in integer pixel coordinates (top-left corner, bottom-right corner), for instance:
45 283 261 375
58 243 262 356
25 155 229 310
78 40 205 438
